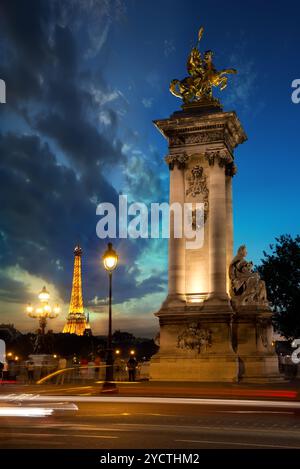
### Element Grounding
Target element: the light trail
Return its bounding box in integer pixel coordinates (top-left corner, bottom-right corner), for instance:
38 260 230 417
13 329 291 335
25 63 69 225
0 407 54 417
0 394 300 409
36 365 108 384
175 439 300 449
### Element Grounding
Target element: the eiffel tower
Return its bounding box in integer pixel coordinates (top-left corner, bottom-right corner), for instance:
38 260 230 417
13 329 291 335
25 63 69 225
63 245 87 335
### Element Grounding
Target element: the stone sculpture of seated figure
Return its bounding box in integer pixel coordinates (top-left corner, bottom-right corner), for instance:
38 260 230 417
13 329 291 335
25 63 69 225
229 245 269 308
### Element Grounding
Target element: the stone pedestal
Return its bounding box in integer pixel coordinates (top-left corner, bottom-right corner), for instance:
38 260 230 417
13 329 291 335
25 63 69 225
150 103 281 382
150 309 238 381
233 307 281 382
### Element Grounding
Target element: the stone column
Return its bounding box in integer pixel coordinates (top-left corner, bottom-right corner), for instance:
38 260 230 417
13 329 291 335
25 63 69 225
165 153 187 304
205 150 231 306
225 163 236 294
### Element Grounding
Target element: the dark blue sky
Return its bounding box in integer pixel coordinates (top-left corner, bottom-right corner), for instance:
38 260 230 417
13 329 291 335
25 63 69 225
0 0 299 336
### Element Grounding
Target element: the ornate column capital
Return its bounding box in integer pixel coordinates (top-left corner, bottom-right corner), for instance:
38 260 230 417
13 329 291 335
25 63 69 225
225 161 238 177
165 152 189 170
204 149 233 168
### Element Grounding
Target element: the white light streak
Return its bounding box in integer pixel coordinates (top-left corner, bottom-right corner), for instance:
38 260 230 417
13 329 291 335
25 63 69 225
0 407 53 417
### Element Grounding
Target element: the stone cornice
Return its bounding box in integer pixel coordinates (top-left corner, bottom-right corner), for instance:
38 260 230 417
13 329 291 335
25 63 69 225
154 110 247 153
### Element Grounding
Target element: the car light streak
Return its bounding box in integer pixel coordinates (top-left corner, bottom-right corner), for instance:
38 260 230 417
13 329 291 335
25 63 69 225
0 407 54 417
0 394 300 409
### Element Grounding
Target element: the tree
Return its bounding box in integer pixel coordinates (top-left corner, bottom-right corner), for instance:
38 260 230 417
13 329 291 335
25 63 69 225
257 234 300 339
112 330 135 345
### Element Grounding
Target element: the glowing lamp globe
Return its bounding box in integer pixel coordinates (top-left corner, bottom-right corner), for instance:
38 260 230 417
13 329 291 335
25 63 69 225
38 286 50 302
43 304 51 313
102 243 118 272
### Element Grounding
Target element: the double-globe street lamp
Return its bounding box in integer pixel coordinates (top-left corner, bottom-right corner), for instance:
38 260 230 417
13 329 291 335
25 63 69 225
102 242 118 393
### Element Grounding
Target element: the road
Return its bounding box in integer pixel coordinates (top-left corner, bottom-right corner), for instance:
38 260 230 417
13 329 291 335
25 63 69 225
1 381 300 449
1 395 300 448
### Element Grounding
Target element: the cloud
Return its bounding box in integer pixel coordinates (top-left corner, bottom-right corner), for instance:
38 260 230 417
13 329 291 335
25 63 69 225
112 290 165 337
220 41 264 114
163 39 176 58
122 146 166 204
0 272 33 305
142 97 154 108
0 130 164 304
85 289 164 337
58 0 127 57
0 0 167 333
223 58 257 110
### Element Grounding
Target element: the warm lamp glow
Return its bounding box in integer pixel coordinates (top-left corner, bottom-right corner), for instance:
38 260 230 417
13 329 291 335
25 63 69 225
38 286 50 302
43 304 51 313
130 350 135 356
25 286 60 334
115 349 120 355
188 296 205 304
105 256 117 269
102 242 118 272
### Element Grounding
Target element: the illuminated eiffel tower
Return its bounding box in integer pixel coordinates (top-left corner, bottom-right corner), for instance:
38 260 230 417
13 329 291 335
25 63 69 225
63 245 87 335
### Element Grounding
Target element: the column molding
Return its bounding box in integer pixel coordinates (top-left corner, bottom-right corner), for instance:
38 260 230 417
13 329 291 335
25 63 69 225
204 148 232 309
165 152 189 170
164 154 187 306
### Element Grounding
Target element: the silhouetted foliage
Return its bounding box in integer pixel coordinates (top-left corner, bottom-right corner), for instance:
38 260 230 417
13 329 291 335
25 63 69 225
112 330 135 344
2 328 158 361
257 234 300 339
53 333 106 359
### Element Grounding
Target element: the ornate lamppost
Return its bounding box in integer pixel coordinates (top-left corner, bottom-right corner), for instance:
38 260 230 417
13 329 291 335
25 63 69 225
101 242 118 393
26 286 60 336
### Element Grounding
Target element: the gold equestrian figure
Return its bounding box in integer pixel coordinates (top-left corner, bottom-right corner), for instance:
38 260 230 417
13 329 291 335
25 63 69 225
170 26 237 105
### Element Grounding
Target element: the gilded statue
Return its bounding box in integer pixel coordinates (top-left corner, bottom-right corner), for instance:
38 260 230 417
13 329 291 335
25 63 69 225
229 245 269 308
170 26 237 105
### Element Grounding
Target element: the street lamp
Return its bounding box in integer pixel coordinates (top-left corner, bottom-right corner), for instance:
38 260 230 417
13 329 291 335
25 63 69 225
38 286 50 302
102 242 118 393
26 286 60 335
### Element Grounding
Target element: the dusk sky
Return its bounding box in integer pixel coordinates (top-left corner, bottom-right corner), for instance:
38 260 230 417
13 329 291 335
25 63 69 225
0 0 299 337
